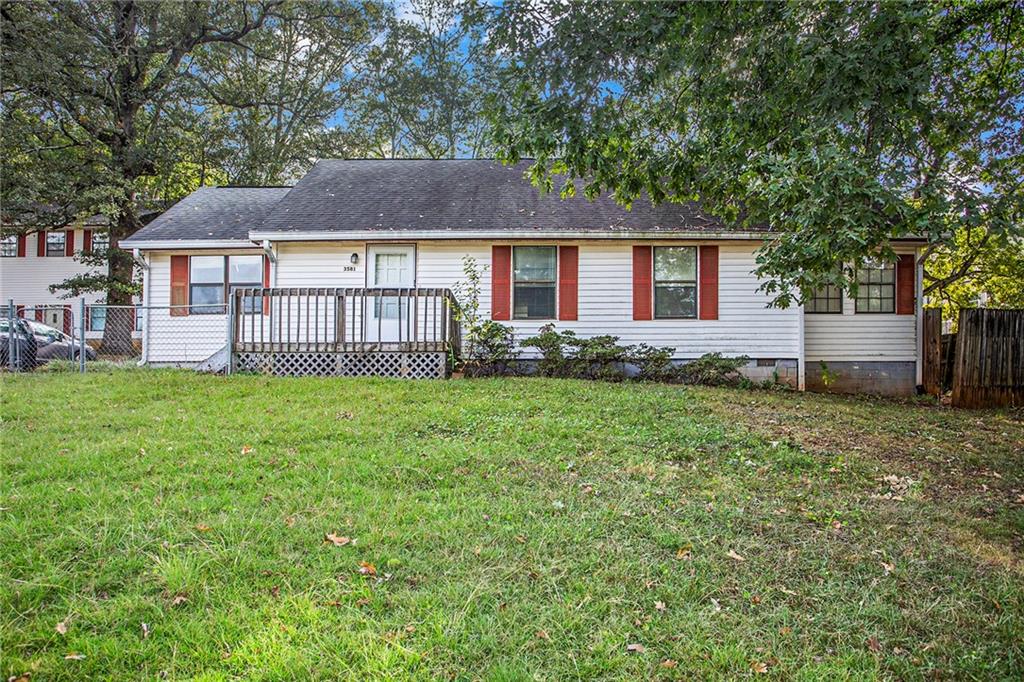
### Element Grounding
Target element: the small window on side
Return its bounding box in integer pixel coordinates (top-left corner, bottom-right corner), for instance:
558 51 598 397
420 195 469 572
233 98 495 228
806 284 842 313
855 260 895 313
189 255 226 314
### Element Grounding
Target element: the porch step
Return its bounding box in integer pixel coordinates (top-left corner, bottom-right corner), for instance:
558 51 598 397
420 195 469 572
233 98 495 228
195 345 229 374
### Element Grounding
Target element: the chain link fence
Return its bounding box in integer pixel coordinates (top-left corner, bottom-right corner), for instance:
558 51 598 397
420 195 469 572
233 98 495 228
3 299 226 373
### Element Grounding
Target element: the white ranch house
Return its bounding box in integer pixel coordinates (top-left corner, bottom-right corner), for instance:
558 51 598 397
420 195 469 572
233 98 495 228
121 159 925 394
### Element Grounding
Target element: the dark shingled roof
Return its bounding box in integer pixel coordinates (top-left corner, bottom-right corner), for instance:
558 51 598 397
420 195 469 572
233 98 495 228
258 159 752 234
126 187 291 242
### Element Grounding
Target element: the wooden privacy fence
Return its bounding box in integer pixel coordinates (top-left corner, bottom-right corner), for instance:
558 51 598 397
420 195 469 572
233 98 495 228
951 308 1024 408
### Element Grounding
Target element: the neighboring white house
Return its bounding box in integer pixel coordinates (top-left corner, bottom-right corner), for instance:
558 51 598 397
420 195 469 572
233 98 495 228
121 160 926 395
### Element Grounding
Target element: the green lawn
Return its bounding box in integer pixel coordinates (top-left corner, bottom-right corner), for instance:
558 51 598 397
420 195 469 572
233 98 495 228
2 371 1022 680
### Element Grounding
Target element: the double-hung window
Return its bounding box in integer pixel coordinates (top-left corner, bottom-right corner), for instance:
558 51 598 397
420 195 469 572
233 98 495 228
189 255 263 314
513 246 557 319
653 246 697 318
228 255 264 313
0 235 16 257
855 259 895 313
46 232 66 257
806 282 843 313
89 307 106 332
91 232 110 251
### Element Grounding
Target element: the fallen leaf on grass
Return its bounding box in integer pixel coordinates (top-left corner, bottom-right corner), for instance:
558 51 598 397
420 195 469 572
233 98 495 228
535 630 550 641
880 561 895 574
355 597 371 607
270 585 280 599
240 445 253 455
64 653 86 661
141 622 150 639
194 524 212 532
654 601 666 611
726 549 746 562
171 594 188 607
675 547 692 560
710 598 722 612
324 533 352 546
55 619 69 635
626 643 646 653
779 587 797 596
779 626 792 636
285 516 296 528
8 673 31 682
405 624 416 633
660 659 678 668
751 660 768 674
358 561 377 576
867 636 882 653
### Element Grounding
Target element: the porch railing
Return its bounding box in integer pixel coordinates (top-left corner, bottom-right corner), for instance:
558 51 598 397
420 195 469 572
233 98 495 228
229 287 460 354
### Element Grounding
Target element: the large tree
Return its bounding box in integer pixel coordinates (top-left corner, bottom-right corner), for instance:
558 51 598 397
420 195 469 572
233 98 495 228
1 0 288 348
348 0 496 158
486 1 1023 307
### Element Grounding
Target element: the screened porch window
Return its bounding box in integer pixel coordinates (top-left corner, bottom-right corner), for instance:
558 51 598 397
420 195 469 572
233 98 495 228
513 246 556 319
855 260 895 313
653 246 697 318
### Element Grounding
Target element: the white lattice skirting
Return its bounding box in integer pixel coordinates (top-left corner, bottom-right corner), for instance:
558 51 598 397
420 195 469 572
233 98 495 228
232 351 449 379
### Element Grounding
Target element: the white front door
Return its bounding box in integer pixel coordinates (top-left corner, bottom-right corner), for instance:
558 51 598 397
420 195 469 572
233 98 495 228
366 245 415 343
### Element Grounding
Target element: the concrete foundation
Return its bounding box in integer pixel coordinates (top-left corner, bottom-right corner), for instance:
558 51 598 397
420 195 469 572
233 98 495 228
805 360 917 397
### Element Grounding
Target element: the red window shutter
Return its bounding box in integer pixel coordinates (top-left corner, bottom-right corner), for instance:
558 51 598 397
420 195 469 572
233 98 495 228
82 229 93 251
16 234 26 257
65 230 75 256
558 245 578 321
491 245 512 321
262 254 272 314
632 245 653 320
698 245 719 320
37 231 46 257
15 305 24 318
34 307 43 322
63 305 73 334
896 254 915 315
170 255 190 317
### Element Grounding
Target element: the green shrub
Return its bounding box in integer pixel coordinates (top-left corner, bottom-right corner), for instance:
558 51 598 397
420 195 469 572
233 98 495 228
627 344 678 382
452 256 519 376
679 352 751 386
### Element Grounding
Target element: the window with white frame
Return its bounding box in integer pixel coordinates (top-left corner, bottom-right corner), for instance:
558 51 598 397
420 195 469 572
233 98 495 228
0 234 16 257
653 246 697 318
91 232 110 251
46 231 66 257
189 255 262 314
513 246 557 319
855 259 895 313
89 306 106 331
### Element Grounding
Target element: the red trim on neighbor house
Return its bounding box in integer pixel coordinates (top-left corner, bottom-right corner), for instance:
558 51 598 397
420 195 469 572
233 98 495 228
896 254 915 315
15 305 25 318
698 245 719 320
34 308 43 322
37 231 46 257
16 234 26 257
557 245 578 321
65 230 75 257
169 255 190 317
491 245 511 320
83 229 93 252
632 245 652 321
63 306 73 334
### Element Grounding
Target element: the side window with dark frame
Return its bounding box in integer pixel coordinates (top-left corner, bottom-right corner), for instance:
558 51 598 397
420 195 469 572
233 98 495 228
653 246 697 318
855 259 895 313
46 231 66 257
513 246 557 319
806 283 842 313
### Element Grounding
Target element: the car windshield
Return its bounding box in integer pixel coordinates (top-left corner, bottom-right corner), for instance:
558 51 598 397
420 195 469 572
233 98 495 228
27 320 67 342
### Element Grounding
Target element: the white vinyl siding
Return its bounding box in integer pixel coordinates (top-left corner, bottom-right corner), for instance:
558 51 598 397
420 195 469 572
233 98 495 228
804 250 918 362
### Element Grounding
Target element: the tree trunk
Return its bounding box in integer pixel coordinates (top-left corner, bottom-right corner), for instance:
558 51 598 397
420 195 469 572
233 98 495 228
99 207 140 356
